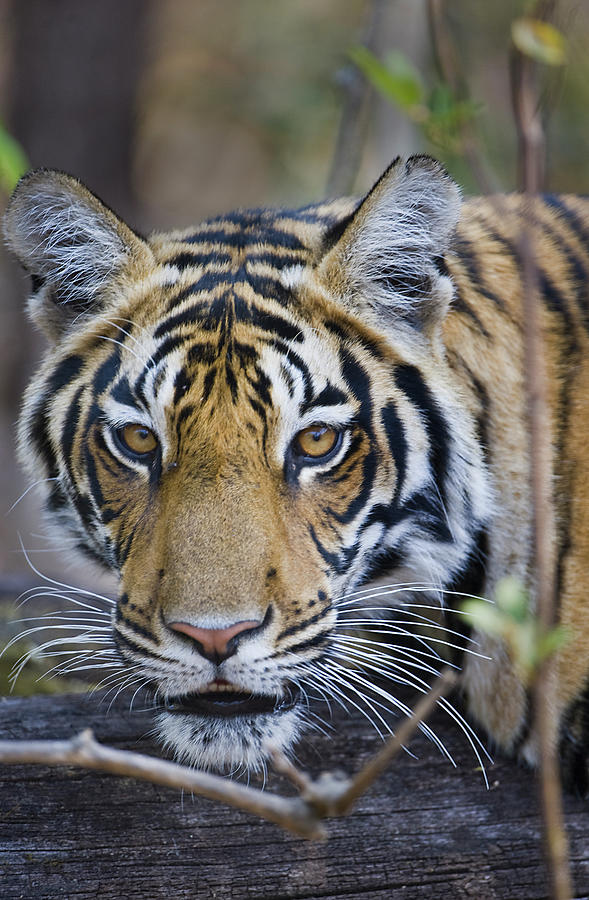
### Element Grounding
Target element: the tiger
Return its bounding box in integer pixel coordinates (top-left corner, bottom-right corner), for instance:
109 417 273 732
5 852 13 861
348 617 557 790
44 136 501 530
4 155 589 792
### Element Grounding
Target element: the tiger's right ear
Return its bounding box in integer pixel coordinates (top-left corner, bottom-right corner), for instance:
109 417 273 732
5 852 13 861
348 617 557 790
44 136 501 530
4 169 153 342
317 155 460 342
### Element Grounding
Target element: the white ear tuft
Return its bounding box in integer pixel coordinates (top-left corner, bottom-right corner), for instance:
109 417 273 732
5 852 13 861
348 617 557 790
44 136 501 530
4 169 150 337
321 155 461 332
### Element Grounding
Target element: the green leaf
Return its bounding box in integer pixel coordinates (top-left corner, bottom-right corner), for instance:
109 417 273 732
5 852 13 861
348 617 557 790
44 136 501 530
461 578 571 685
495 576 528 622
349 46 424 110
511 18 567 66
536 625 569 662
0 123 28 193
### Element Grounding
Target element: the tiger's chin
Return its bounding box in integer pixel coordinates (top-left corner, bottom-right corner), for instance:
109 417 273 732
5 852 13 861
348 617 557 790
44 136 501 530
154 706 304 773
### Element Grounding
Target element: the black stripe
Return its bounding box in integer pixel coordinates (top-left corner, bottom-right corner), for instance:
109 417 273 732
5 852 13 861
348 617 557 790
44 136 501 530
244 365 272 407
542 227 589 334
245 250 305 267
320 207 359 254
300 383 348 414
443 528 488 668
113 629 165 661
84 441 104 510
134 334 189 400
115 606 158 643
173 369 191 404
339 349 373 426
452 287 491 337
238 273 293 307
327 450 377 526
324 319 388 363
394 364 450 514
453 236 507 311
158 294 303 345
271 340 313 404
276 605 333 642
280 631 329 656
165 277 225 313
172 250 232 269
184 225 305 252
381 400 408 505
544 195 589 248
309 523 359 575
61 385 84 482
201 367 217 404
225 358 238 402
111 376 137 408
92 348 121 397
28 355 85 477
116 528 137 569
559 674 589 796
404 489 453 542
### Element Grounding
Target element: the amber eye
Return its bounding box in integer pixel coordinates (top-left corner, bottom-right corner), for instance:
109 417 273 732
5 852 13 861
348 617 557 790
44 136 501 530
115 423 158 460
294 425 341 460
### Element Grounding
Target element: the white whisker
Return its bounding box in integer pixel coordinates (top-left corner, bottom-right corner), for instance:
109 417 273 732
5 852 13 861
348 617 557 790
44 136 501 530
5 477 60 515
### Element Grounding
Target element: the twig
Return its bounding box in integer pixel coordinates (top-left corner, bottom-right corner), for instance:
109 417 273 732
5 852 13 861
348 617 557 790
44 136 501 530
326 0 388 196
0 670 456 841
0 728 325 840
328 668 457 816
510 4 573 898
270 668 457 820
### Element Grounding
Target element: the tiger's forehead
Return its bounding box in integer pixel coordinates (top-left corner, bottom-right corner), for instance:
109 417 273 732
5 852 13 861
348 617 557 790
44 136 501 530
106 201 361 431
149 199 356 273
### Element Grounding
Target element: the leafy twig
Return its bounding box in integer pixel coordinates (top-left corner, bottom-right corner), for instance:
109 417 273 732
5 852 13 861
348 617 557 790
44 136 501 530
510 4 573 898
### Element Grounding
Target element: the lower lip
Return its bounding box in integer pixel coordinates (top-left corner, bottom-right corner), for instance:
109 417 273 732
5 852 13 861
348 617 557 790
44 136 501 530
164 687 299 718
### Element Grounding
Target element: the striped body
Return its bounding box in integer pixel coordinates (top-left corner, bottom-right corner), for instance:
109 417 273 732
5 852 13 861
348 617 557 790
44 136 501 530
4 158 589 789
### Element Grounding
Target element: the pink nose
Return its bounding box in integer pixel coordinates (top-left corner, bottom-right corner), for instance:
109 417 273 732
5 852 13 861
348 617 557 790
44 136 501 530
168 618 263 663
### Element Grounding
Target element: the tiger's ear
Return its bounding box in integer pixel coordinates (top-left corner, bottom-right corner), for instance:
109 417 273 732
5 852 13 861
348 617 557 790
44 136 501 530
4 169 153 342
319 155 460 337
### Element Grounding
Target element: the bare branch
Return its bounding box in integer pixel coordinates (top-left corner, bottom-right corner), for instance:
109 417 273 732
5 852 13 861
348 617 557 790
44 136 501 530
0 670 456 842
0 728 325 840
330 668 457 816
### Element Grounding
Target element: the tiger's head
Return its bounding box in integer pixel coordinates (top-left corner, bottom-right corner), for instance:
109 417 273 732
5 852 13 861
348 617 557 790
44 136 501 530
5 156 490 771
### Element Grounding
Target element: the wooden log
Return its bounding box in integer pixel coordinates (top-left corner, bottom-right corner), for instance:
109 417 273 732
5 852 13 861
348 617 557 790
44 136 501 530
0 691 587 899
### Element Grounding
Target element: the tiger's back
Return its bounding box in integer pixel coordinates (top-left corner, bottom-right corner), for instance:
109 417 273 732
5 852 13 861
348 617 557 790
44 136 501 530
4 157 589 792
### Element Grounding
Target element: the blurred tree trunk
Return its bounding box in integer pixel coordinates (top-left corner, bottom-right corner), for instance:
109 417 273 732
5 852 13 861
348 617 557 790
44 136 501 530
0 0 152 579
7 0 152 220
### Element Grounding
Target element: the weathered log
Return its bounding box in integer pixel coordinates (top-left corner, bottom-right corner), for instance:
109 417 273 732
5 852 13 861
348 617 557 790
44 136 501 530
0 691 587 899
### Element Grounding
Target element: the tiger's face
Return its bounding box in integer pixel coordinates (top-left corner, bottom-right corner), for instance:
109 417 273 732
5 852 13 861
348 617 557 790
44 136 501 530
5 157 490 771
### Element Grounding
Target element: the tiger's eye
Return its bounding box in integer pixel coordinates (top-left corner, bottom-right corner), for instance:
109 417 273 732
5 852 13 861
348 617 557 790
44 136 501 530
295 425 339 459
118 424 158 457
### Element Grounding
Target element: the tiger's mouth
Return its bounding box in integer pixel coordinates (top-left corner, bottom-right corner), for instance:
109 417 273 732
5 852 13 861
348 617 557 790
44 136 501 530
164 682 300 718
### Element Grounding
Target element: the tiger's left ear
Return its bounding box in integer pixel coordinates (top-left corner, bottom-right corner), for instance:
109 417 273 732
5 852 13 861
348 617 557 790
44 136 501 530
319 155 460 337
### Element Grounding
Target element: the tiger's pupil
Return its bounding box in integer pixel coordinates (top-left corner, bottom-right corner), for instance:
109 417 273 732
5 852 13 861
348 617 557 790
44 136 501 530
120 424 158 456
295 425 338 458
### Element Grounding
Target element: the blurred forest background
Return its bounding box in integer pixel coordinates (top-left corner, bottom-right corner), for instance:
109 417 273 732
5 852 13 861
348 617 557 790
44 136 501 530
0 0 588 692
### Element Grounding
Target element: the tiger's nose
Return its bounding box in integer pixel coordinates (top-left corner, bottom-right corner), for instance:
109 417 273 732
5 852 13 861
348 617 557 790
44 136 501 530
168 618 264 664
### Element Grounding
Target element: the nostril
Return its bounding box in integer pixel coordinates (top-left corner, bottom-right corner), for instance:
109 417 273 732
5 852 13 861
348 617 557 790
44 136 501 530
168 618 264 663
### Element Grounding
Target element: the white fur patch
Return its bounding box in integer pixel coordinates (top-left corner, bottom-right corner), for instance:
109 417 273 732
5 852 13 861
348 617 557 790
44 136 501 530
16 195 127 304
